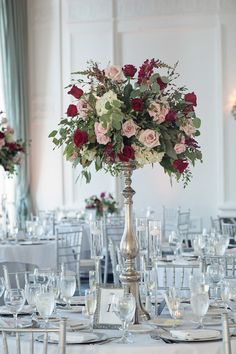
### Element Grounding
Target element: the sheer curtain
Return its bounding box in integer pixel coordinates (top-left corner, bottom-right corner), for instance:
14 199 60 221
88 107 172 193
0 0 32 228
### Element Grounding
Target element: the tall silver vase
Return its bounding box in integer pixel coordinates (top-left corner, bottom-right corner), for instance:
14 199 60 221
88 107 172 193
119 162 150 323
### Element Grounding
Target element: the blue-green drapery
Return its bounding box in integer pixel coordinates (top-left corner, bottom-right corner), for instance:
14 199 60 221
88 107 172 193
0 0 32 227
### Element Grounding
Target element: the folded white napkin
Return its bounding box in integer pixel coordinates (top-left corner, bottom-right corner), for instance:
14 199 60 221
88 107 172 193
170 329 220 341
49 332 98 344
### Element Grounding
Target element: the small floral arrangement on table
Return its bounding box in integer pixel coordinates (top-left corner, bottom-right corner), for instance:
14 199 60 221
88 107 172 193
50 58 202 186
0 112 25 175
85 192 118 217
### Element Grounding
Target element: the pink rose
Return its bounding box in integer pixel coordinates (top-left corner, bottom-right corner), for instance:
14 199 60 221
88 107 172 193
0 138 5 149
174 143 186 154
96 133 110 145
148 102 169 124
180 121 196 136
6 126 14 134
69 151 78 161
94 122 109 135
77 99 91 119
12 153 23 164
122 119 138 138
105 65 123 81
138 129 160 148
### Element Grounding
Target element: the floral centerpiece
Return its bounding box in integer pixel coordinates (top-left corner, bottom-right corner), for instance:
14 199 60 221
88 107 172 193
0 112 25 175
50 58 202 186
85 192 118 217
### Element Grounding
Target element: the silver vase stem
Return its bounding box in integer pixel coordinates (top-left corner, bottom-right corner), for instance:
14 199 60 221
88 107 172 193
120 162 150 323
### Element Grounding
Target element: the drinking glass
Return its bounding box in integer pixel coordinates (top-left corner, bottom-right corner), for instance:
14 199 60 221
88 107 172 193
207 262 225 301
112 293 135 344
34 269 53 286
166 288 181 327
89 270 96 291
148 220 162 261
25 283 41 318
220 280 230 310
4 289 25 327
168 231 181 259
60 274 76 308
89 220 104 283
0 277 5 297
35 288 55 327
189 273 209 294
85 289 97 332
190 291 209 328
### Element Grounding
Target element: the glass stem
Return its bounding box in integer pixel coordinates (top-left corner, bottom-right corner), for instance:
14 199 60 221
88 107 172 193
14 313 17 328
95 259 100 284
89 315 93 332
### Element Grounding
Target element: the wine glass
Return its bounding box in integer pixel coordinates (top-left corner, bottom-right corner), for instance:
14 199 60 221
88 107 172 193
34 268 53 286
85 288 97 332
0 277 5 297
25 283 41 319
207 262 225 301
168 231 181 260
112 293 135 344
190 291 209 328
60 274 76 309
89 270 96 291
35 288 55 327
148 220 162 261
189 273 209 294
4 289 25 327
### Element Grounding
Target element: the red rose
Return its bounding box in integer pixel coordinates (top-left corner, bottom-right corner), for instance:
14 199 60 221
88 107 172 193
165 111 176 122
6 142 23 152
73 129 88 148
184 92 197 106
122 64 137 78
0 132 4 139
104 143 115 163
131 98 143 112
157 77 167 90
68 85 84 99
66 104 78 117
172 159 189 173
118 145 135 162
183 105 194 114
185 137 200 149
100 192 105 199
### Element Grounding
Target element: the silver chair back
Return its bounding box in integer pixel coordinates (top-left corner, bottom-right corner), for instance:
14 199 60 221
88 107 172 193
1 318 66 354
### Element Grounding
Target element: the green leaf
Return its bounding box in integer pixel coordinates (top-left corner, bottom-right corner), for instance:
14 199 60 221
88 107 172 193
124 83 133 100
192 117 201 129
130 89 140 98
194 130 200 136
105 102 112 110
150 73 159 83
140 84 147 93
160 76 169 84
165 140 177 159
112 100 122 108
49 130 57 138
151 82 160 94
82 170 91 183
52 138 59 145
95 156 102 171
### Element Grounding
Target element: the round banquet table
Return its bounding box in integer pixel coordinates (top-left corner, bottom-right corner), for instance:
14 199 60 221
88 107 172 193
0 241 57 269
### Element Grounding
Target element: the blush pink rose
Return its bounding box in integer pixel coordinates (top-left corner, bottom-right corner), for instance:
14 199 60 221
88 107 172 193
122 119 138 138
77 99 91 119
174 143 186 154
148 102 169 124
96 133 111 145
94 122 109 135
138 129 160 148
0 138 5 149
69 151 78 161
12 153 23 164
6 126 14 134
105 65 123 81
180 121 196 136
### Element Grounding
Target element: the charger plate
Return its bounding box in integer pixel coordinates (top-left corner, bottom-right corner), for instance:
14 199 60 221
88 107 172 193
159 328 221 343
37 331 107 345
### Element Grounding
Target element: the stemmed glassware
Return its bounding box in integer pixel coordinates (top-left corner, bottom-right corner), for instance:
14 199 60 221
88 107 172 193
190 290 209 328
34 268 53 286
207 262 225 302
220 280 230 311
112 293 135 344
85 288 97 332
136 217 148 269
25 283 41 319
60 274 76 309
168 231 182 260
148 220 162 262
89 220 104 284
35 287 55 327
4 288 25 327
0 277 5 297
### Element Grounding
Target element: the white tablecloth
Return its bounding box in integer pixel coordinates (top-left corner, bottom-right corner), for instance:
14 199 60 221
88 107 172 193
0 241 57 269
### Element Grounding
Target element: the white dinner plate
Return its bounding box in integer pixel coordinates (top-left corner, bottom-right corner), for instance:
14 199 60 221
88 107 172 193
57 305 83 313
127 324 153 333
159 328 221 342
19 241 45 245
148 317 183 327
37 331 107 344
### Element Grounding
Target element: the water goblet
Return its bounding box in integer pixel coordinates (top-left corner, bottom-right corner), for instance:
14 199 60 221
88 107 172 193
25 283 41 319
207 262 225 302
166 288 181 327
89 270 96 291
112 293 135 344
148 220 162 261
4 288 25 327
220 280 230 311
85 288 97 332
190 291 209 328
89 220 104 283
0 277 5 297
35 288 55 327
34 268 53 286
60 274 76 309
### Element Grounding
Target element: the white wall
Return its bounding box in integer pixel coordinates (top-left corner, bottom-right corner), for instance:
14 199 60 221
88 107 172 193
28 0 236 223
